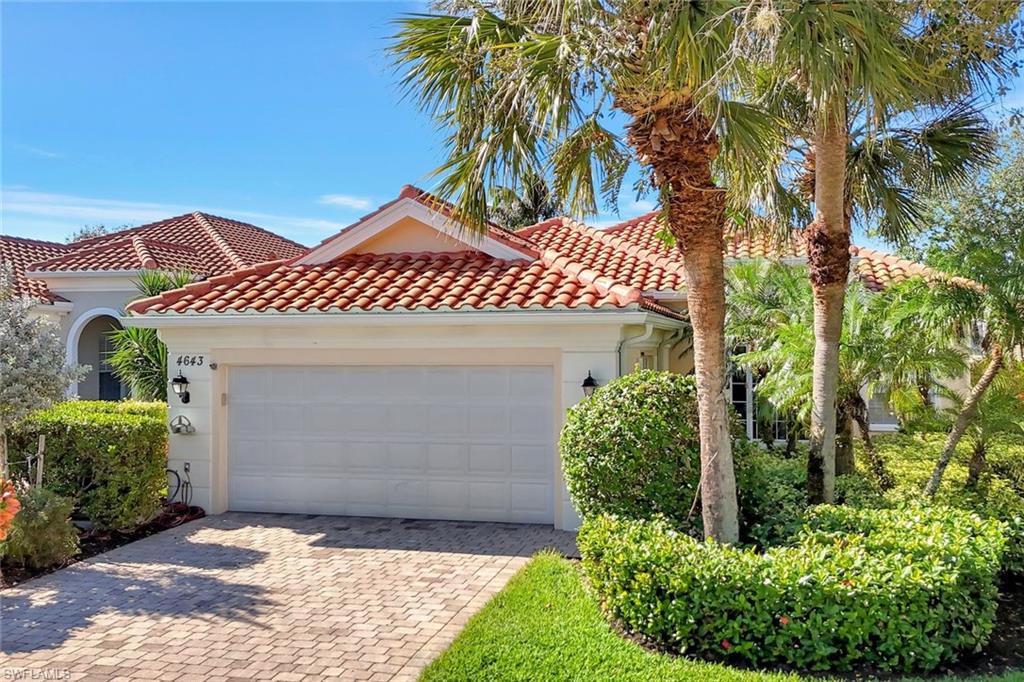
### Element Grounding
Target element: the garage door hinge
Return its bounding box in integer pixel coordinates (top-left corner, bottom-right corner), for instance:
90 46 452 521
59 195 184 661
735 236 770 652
221 393 228 406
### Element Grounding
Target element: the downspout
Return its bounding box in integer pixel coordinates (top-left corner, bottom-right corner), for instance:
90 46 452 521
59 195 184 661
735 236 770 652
658 326 688 370
617 323 655 376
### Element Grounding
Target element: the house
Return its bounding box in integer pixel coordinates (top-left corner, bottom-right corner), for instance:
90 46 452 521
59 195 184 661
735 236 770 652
1 213 305 399
123 186 951 530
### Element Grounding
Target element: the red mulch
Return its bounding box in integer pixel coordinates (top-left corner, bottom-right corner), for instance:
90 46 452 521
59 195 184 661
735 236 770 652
1 503 205 589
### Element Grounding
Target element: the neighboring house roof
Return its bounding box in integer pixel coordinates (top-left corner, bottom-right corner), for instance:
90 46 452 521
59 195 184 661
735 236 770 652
0 235 73 302
3 212 307 304
124 188 963 321
593 211 960 292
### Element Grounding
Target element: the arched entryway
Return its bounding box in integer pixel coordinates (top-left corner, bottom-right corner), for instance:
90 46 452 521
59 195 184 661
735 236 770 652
67 308 126 400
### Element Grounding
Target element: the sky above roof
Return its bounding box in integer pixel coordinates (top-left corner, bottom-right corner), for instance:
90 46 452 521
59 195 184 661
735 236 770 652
3 1 1022 250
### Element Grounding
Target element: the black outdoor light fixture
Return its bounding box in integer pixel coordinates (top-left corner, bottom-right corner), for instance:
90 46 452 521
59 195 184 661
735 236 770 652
581 371 598 398
171 373 191 404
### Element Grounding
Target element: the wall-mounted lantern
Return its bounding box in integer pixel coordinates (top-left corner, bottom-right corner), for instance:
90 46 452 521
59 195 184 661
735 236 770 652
171 373 191 404
581 371 598 398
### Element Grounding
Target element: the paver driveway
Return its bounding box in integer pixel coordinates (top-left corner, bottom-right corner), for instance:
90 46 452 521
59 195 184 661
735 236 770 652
2 513 577 681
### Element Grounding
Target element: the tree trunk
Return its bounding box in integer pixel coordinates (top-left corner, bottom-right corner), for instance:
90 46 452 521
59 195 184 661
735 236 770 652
806 107 850 505
967 440 987 487
785 421 799 457
926 346 1005 496
850 395 895 490
624 102 739 544
835 407 855 476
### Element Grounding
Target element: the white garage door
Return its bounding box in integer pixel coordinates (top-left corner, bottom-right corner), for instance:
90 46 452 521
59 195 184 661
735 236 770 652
227 365 555 523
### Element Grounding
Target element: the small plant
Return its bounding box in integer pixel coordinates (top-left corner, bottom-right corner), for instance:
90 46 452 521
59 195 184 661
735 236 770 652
1 486 79 570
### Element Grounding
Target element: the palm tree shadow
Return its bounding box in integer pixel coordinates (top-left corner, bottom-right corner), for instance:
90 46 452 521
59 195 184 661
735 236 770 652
2 540 271 654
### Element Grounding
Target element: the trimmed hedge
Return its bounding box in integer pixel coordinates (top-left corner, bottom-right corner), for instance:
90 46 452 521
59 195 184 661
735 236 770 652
0 486 79 569
560 370 702 533
579 507 1006 673
9 401 167 530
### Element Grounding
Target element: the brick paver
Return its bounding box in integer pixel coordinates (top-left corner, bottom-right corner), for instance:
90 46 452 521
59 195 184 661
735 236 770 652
2 513 577 681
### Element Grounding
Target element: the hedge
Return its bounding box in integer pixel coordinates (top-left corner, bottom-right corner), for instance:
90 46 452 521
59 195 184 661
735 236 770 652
9 401 167 530
579 506 1006 673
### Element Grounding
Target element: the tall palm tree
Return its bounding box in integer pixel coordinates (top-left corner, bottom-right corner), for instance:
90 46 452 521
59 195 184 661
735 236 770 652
391 2 786 543
738 1 1015 503
727 261 966 489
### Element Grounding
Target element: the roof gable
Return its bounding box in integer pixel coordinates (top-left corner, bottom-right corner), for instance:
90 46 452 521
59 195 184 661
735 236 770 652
297 186 537 265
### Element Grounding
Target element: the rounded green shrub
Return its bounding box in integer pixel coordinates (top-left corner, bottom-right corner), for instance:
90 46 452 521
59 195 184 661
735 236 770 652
1 486 79 570
9 401 168 530
579 505 1006 673
560 370 701 531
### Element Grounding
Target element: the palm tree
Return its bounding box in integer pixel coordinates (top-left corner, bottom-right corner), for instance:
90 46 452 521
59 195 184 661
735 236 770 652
489 170 564 229
727 261 966 489
920 274 1024 495
108 270 194 401
391 2 787 543
738 1 1014 503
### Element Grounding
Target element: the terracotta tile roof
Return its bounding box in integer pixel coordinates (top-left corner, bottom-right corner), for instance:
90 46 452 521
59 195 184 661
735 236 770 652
29 236 209 274
590 212 961 291
127 249 681 319
31 212 306 276
519 217 684 292
0 235 72 302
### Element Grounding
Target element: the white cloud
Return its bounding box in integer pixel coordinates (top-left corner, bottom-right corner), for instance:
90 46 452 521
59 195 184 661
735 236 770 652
14 144 62 159
1 189 349 245
318 194 373 210
625 198 657 213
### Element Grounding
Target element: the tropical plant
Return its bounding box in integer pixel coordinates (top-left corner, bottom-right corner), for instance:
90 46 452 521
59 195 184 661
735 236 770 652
738 1 1016 503
955 362 1024 486
108 269 194 401
390 1 794 542
0 478 20 541
906 126 1024 494
0 266 88 474
727 261 966 489
488 170 564 229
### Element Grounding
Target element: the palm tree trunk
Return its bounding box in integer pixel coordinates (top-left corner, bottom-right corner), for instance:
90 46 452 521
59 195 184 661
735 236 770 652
850 395 894 490
967 440 987 487
806 109 850 505
925 345 1004 496
625 103 739 544
835 406 855 476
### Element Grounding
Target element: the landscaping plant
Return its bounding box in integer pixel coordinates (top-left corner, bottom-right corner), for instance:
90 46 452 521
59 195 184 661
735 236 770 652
9 401 168 530
579 506 1006 673
0 266 88 472
107 269 194 401
0 485 79 570
0 478 21 541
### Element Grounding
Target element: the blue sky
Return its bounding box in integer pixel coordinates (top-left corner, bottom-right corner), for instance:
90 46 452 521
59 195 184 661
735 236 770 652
2 2 1021 248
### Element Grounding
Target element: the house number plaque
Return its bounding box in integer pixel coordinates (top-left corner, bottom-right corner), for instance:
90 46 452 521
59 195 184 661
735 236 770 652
175 355 205 367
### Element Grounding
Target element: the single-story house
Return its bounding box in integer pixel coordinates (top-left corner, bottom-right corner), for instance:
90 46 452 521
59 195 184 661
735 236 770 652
1 214 305 399
117 186 954 530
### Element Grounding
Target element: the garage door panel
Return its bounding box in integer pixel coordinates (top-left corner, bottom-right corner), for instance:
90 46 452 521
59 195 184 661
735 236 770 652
227 365 554 523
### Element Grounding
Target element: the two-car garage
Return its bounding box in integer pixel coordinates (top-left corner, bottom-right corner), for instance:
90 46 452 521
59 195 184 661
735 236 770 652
226 364 556 524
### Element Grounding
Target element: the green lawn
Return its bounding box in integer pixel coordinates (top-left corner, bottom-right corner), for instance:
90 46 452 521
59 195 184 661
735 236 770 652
421 552 1024 682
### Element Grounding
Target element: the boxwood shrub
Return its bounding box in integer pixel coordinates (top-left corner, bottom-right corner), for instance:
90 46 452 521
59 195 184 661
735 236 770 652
9 401 167 530
579 505 1006 673
560 370 703 533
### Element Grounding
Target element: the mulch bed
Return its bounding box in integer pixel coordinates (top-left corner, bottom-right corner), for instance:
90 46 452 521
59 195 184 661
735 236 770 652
1 502 205 589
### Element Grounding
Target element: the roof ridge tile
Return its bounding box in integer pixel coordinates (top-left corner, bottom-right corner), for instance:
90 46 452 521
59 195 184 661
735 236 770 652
193 212 247 269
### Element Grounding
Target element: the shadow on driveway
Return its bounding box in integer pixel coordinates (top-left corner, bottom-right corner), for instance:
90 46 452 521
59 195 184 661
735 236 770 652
1 532 270 654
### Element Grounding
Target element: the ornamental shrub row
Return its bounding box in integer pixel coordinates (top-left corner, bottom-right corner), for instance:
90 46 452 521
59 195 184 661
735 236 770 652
9 401 167 530
578 506 1006 673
